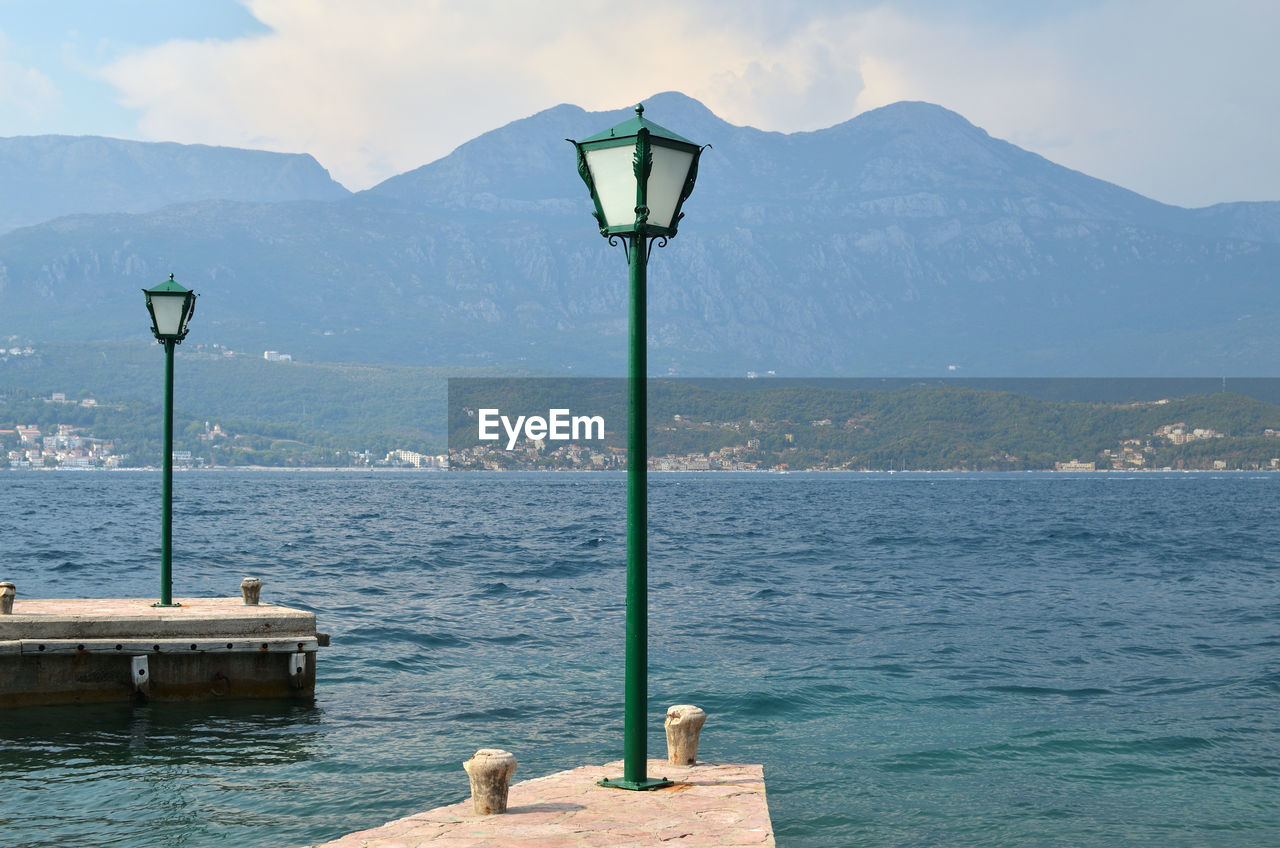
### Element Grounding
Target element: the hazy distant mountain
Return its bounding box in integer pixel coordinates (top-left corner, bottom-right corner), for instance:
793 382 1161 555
0 135 349 234
1 93 1277 376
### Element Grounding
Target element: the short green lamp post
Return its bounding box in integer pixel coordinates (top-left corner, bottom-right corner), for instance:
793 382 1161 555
569 104 705 790
142 274 197 607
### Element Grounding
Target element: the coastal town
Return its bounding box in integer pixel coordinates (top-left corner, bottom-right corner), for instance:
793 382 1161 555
0 390 447 469
5 387 1280 472
2 394 125 468
449 413 1280 472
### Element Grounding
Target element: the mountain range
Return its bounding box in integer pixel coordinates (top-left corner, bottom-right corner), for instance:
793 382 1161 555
0 135 348 234
2 92 1278 376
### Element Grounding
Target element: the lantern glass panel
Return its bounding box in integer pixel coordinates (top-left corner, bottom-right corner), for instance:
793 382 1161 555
150 294 189 337
645 146 695 229
584 144 639 229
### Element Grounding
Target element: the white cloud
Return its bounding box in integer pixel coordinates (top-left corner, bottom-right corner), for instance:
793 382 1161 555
0 36 60 121
700 18 866 132
811 1 1280 207
95 0 876 189
93 0 1280 205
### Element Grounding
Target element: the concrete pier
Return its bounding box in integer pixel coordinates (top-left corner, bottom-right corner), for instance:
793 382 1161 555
0 597 324 707
312 760 773 847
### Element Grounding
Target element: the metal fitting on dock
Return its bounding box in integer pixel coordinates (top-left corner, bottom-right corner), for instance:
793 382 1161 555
463 748 518 815
240 577 263 605
131 656 150 696
665 704 707 765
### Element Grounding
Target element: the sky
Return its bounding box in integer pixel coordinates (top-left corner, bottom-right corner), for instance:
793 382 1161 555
0 0 1276 208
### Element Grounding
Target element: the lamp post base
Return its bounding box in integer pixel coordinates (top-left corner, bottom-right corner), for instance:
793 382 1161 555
597 776 674 791
151 602 183 608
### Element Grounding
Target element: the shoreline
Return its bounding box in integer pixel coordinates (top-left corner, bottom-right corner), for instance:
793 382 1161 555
1 466 1274 475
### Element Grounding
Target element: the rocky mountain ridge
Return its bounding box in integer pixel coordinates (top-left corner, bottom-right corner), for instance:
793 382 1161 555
0 134 349 234
1 92 1276 376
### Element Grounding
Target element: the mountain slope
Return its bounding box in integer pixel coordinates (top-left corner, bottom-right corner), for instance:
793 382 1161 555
1 94 1277 376
0 135 350 234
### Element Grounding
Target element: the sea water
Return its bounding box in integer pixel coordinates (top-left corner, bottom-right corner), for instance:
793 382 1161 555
0 471 1277 847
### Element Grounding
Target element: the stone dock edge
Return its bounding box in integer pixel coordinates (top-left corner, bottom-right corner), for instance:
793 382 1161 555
0 597 322 706
311 759 773 847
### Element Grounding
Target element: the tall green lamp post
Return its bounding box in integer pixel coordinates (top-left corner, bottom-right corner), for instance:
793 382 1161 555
142 274 198 607
569 104 705 790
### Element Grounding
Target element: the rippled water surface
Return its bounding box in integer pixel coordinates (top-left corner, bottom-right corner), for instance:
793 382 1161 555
1 471 1278 847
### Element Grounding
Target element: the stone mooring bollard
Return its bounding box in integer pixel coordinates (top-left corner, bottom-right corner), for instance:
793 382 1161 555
0 582 14 615
665 704 707 765
240 577 262 605
463 749 517 815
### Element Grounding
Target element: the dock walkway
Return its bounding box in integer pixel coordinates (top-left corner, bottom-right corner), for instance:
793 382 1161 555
313 759 773 847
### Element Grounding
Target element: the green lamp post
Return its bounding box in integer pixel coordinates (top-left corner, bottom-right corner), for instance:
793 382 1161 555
142 274 197 607
569 104 705 790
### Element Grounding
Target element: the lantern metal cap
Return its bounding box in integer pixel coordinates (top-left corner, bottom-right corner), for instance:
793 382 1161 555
578 102 697 147
143 273 189 295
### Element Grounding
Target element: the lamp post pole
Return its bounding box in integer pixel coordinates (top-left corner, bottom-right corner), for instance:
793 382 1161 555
570 103 705 790
624 232 649 785
143 273 196 608
160 337 176 606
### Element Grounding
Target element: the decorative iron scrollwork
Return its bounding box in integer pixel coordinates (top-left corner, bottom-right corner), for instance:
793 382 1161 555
681 144 711 203
607 234 630 263
573 144 592 189
646 235 669 261
633 129 653 230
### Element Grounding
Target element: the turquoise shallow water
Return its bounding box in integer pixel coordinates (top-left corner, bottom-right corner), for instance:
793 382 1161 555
1 471 1278 847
